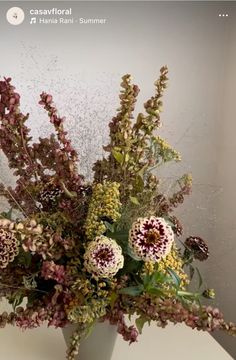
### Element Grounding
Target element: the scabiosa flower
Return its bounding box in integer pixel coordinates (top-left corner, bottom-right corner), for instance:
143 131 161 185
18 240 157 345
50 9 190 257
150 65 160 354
38 182 62 210
185 236 209 261
129 217 174 262
84 236 124 278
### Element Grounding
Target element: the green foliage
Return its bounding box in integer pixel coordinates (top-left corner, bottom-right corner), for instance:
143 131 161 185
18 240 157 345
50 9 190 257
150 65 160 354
16 249 32 269
8 291 24 311
122 258 143 275
187 264 203 289
112 150 124 165
23 274 37 290
129 196 140 206
135 316 149 334
104 221 115 233
35 211 71 231
0 208 13 220
118 285 144 296
195 267 203 289
106 228 129 251
167 267 181 288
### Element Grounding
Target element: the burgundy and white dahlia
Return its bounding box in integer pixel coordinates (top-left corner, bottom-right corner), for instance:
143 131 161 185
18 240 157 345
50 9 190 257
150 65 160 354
84 236 124 278
0 227 19 269
129 217 174 262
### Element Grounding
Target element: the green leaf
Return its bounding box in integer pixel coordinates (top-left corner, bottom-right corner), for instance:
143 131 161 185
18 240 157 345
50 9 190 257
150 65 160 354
127 246 142 260
122 259 143 274
17 249 32 268
195 267 203 289
60 181 77 198
118 285 144 296
162 216 174 228
134 175 144 193
104 221 115 233
112 150 124 164
84 322 95 340
108 230 129 253
109 230 128 243
137 164 149 178
9 292 24 311
0 208 13 220
177 290 200 300
146 287 165 296
135 317 147 334
143 271 169 289
154 270 170 284
143 273 153 288
167 267 181 288
110 292 118 309
23 274 37 289
189 264 195 280
27 291 39 306
124 153 130 163
129 196 140 205
177 290 193 297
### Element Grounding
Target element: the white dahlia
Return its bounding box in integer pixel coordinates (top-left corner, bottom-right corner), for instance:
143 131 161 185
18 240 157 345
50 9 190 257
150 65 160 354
84 236 124 278
129 217 174 262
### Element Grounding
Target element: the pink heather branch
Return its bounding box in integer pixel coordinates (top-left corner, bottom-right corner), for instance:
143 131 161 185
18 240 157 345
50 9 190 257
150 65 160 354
0 77 43 214
39 93 79 180
0 78 83 215
0 77 38 178
106 305 139 344
135 297 236 336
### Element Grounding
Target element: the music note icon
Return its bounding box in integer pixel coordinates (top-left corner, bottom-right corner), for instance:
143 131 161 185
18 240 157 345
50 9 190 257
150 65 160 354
30 17 36 24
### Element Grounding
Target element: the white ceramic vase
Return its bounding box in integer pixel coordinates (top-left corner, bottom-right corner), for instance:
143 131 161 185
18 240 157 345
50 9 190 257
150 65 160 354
62 321 117 360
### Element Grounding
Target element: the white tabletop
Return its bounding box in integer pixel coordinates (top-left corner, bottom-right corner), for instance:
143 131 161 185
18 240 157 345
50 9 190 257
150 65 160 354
0 320 233 360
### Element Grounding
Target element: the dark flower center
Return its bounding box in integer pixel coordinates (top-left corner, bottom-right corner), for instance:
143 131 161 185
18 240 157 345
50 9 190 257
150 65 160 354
96 248 114 266
98 249 110 260
146 229 161 245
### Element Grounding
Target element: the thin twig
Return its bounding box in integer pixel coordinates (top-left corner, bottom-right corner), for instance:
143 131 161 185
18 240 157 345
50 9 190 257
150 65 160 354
0 282 47 294
0 180 28 218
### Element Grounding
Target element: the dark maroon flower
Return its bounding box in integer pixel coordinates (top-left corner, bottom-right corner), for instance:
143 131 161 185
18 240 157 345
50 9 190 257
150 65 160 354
185 236 209 261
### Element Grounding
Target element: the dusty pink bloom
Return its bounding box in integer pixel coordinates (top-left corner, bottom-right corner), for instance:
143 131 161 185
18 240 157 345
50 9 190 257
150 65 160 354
41 261 66 284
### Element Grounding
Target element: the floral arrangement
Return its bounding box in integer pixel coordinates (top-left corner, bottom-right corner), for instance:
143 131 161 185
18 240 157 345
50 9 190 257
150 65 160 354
0 67 235 359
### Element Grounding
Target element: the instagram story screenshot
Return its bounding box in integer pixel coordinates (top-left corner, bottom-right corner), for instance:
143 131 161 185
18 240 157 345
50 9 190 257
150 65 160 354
0 1 235 359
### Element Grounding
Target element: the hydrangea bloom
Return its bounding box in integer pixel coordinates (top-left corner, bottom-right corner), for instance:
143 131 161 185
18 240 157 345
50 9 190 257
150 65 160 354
41 261 66 284
129 217 174 262
84 236 124 278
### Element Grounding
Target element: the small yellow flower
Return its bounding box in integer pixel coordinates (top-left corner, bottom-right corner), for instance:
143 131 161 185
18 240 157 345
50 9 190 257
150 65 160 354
158 244 189 288
85 181 121 240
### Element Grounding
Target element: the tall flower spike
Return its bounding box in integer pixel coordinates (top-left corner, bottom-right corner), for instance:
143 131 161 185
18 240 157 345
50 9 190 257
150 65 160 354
129 216 174 262
38 92 82 189
85 181 121 240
